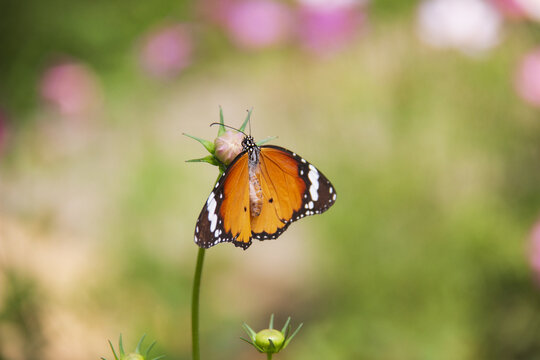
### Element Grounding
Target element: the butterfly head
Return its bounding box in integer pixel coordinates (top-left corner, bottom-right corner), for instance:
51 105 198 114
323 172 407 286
241 135 257 151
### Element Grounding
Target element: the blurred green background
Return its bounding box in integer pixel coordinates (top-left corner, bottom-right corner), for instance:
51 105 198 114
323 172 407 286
1 0 540 359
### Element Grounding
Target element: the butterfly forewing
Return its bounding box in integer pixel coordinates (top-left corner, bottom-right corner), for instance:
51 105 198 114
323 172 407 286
194 152 253 249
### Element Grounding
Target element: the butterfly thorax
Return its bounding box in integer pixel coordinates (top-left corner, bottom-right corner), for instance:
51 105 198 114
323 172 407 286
242 136 263 217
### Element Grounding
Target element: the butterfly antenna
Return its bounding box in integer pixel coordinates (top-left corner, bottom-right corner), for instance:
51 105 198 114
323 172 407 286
209 122 247 136
248 109 252 136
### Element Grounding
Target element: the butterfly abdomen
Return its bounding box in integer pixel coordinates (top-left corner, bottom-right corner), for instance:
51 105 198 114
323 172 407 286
248 144 263 217
249 169 263 217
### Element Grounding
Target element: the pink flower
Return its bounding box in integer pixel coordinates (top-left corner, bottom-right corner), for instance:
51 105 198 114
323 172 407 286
40 61 102 117
529 220 540 282
515 48 540 107
490 0 526 19
198 0 236 26
140 24 194 79
297 2 365 56
224 0 294 50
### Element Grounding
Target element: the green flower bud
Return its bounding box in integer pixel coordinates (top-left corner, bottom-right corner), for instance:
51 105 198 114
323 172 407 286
102 334 163 360
241 314 303 356
255 329 285 353
124 354 145 360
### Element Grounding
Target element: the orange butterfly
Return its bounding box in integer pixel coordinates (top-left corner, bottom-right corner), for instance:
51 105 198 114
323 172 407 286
195 134 336 249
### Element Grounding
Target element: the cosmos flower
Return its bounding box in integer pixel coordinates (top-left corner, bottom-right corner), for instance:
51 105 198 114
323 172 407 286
139 24 194 79
40 61 103 117
516 0 540 21
223 0 294 50
417 0 502 56
515 48 540 107
297 0 366 56
490 0 526 19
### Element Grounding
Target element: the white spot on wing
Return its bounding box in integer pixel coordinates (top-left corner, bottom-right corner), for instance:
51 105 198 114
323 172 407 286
207 192 218 232
308 164 320 201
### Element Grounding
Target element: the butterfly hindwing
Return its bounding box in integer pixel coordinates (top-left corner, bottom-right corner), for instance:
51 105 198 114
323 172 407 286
251 145 337 241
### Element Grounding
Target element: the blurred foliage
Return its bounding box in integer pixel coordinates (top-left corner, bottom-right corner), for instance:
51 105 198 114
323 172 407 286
0 0 192 117
0 270 44 359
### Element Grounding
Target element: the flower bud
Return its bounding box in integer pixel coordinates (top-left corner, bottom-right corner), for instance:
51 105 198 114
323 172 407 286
214 130 244 165
255 329 285 352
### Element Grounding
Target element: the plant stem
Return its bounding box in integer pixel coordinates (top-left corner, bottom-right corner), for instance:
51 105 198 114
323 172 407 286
267 353 273 360
192 247 206 360
191 172 221 360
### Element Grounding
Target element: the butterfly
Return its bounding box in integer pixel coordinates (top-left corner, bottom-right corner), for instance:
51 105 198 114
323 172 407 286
194 133 336 250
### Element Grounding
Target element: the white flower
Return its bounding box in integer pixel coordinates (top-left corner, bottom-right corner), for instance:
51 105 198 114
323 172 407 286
417 0 502 56
516 0 540 21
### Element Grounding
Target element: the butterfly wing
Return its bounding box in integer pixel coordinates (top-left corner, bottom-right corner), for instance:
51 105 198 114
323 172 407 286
250 145 337 240
194 152 253 249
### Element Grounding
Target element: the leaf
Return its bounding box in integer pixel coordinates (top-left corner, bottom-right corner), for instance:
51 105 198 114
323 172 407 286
281 317 291 336
119 334 125 356
186 155 221 167
218 106 226 137
256 136 277 146
183 133 215 154
135 334 146 354
108 340 119 360
242 322 257 339
283 323 303 349
145 340 157 358
240 108 253 132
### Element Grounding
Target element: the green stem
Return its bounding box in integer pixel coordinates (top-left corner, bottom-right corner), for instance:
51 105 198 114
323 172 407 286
192 247 206 360
267 353 273 360
191 172 222 360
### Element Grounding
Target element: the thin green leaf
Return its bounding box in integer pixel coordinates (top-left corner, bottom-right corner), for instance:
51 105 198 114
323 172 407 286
183 133 215 154
268 338 276 352
269 314 274 330
135 334 146 354
218 106 226 137
242 322 257 339
101 357 107 360
239 108 253 132
119 334 125 356
151 355 166 360
186 155 220 166
145 340 157 358
240 337 255 346
256 136 277 146
283 323 303 348
108 340 119 360
281 317 291 335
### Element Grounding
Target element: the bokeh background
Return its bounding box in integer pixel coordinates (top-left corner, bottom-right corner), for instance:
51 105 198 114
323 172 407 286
2 0 540 359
